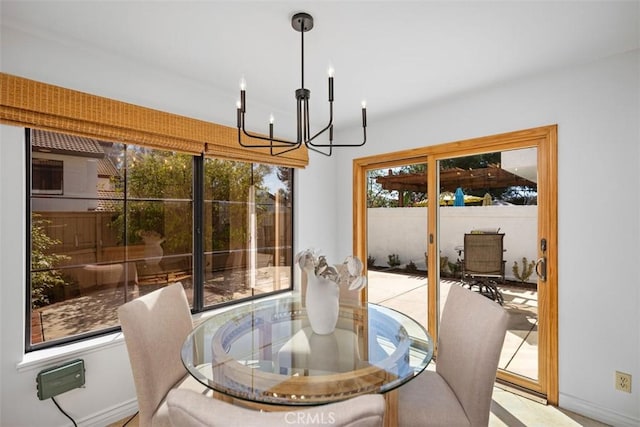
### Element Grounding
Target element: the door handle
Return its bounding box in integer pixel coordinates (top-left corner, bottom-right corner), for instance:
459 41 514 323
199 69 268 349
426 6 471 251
535 257 547 282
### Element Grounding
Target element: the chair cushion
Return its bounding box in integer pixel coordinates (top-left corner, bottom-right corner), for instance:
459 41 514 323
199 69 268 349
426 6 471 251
167 389 385 427
398 370 470 427
151 374 211 427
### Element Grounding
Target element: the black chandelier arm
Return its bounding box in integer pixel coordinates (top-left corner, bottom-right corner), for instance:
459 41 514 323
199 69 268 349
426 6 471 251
301 99 334 145
269 141 305 156
306 102 367 148
306 128 367 148
237 105 302 148
305 143 333 157
237 127 303 156
238 126 300 147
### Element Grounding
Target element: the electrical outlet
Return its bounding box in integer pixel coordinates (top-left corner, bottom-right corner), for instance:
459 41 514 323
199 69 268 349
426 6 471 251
615 371 631 393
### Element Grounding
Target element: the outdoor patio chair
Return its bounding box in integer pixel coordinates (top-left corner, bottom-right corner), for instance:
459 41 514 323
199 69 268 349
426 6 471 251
461 232 506 304
398 285 509 426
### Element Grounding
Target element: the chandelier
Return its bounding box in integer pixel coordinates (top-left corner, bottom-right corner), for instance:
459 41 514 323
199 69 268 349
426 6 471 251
237 12 367 157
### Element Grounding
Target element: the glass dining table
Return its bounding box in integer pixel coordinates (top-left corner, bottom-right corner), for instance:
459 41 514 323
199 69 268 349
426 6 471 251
181 294 433 426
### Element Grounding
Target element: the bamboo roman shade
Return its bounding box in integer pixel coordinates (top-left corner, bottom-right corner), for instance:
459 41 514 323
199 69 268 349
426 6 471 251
0 73 308 168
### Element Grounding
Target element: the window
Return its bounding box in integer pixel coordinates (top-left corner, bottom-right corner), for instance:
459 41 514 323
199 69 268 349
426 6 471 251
28 129 294 350
202 160 293 306
32 159 63 194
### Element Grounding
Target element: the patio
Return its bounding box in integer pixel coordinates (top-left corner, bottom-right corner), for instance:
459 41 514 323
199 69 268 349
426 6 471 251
366 269 538 380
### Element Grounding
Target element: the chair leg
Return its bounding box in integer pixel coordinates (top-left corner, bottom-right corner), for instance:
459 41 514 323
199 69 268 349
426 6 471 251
466 279 504 305
483 280 504 305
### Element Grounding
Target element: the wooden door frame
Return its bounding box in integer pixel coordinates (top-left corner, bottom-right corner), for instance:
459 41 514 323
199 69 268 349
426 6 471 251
353 124 558 404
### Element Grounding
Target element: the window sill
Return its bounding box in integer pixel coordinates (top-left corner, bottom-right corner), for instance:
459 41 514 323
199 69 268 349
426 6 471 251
17 332 126 373
18 291 294 374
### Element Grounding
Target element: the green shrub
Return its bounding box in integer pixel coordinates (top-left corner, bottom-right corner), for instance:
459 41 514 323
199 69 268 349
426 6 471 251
513 257 535 283
405 261 418 272
387 253 401 268
31 214 70 308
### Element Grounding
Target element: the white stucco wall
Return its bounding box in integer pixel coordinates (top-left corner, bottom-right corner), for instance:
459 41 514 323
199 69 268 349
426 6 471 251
31 153 99 212
368 206 537 281
0 16 638 427
333 50 640 425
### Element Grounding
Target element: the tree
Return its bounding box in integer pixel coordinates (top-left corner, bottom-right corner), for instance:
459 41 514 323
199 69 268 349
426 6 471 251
109 149 190 254
31 214 69 308
110 148 276 258
367 169 397 207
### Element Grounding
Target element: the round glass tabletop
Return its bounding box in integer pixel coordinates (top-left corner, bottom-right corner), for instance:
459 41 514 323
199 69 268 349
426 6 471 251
181 295 433 406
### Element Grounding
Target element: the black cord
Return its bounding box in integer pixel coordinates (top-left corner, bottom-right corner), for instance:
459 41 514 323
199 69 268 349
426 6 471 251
122 411 139 427
50 396 78 427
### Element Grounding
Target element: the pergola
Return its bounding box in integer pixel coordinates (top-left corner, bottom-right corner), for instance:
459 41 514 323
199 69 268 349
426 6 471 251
375 164 536 206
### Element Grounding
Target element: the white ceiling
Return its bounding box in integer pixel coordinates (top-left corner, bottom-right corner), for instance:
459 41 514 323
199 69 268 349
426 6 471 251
2 1 639 132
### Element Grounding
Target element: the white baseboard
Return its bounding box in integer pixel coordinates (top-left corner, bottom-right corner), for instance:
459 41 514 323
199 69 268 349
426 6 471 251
78 398 138 427
559 393 640 427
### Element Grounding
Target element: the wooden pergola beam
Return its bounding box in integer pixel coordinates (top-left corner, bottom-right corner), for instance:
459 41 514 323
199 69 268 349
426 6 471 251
375 166 535 193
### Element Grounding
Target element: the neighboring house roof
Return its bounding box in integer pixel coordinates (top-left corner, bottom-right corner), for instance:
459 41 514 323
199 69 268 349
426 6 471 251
31 129 105 159
96 189 123 212
97 157 120 178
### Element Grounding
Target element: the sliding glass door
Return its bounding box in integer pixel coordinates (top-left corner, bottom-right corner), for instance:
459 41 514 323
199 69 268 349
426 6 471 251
437 147 541 386
354 125 557 403
366 162 429 330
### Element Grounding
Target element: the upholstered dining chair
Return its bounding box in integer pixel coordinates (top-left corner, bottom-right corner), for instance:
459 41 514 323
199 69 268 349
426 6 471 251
398 285 509 427
166 388 386 427
118 282 209 427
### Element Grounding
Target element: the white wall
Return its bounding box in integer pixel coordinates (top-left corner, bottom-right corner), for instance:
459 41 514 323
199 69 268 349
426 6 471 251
368 206 538 281
1 18 638 427
330 50 640 425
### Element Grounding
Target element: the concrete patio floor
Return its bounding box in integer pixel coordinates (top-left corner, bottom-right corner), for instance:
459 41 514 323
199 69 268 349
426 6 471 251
366 269 539 380
367 269 608 426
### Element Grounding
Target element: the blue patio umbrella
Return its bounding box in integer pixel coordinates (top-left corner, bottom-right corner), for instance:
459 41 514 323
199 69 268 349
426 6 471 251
454 187 465 206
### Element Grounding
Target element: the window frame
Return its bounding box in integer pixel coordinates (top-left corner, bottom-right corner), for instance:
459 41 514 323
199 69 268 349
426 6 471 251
26 129 295 352
31 158 64 195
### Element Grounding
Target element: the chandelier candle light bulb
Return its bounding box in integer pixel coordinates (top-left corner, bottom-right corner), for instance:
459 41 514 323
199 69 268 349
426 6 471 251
328 66 334 102
239 78 246 114
269 114 274 139
362 101 367 127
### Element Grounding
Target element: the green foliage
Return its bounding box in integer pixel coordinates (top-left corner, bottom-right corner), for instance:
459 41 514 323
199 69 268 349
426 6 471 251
31 214 70 308
405 260 418 272
124 150 193 254
387 253 401 268
440 153 500 170
512 257 535 283
367 255 376 268
367 169 396 208
109 150 278 257
440 255 449 270
447 260 460 276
